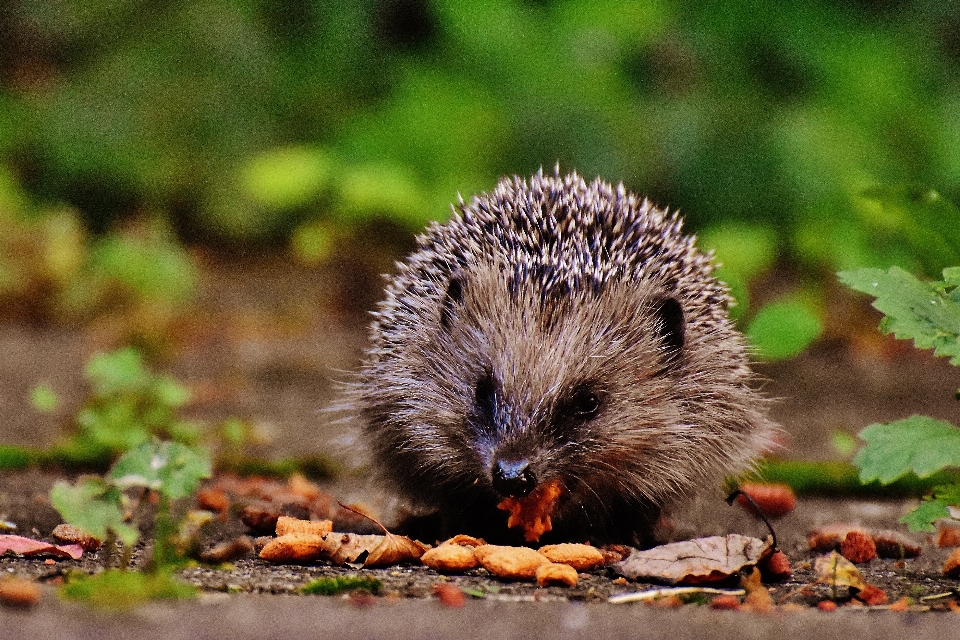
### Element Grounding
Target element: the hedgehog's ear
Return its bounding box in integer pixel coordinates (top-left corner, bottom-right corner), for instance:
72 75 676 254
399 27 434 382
440 274 465 330
652 296 685 361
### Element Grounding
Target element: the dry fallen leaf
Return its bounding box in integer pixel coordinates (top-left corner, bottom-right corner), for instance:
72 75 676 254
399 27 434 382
323 533 384 565
331 502 428 567
496 479 564 543
814 550 865 591
613 535 772 584
364 532 428 567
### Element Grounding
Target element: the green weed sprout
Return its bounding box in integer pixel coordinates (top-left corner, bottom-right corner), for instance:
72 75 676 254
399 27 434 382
63 347 200 463
51 440 211 570
840 266 960 531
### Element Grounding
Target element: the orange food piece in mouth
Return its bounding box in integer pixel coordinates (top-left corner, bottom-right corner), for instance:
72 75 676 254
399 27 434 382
496 479 565 542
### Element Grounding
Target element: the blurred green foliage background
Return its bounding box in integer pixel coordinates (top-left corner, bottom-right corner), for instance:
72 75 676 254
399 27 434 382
1 0 959 356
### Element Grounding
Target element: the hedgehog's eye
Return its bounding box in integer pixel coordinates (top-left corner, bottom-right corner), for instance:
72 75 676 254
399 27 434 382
568 386 601 420
474 372 496 413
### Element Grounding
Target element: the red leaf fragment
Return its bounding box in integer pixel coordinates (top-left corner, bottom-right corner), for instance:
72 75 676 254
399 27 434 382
809 524 919 560
197 487 230 514
0 534 83 560
759 550 791 581
710 594 742 610
855 584 888 606
889 597 910 612
937 522 960 548
839 530 876 564
0 578 41 608
943 547 960 578
872 530 920 559
433 582 466 608
735 482 796 518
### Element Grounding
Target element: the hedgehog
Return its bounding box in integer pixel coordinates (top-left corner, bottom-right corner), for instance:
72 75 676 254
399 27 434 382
350 169 776 547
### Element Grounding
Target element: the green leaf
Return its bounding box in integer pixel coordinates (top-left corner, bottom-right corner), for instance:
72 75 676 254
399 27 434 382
240 146 332 210
700 223 777 284
944 267 960 287
85 347 150 396
838 267 960 364
858 186 960 276
49 477 139 546
900 499 950 532
745 299 823 360
30 384 58 412
107 441 211 500
854 416 960 484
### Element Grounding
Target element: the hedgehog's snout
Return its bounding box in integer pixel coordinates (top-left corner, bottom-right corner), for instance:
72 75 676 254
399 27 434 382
491 458 537 498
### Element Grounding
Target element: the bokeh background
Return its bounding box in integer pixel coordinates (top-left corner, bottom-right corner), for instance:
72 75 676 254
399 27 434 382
1 0 960 463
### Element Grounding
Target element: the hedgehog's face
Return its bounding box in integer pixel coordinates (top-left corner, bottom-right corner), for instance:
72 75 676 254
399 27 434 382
410 264 723 524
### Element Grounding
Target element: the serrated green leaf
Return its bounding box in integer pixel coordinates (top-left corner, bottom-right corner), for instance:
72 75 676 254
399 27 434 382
854 416 960 483
49 477 139 546
899 498 950 532
107 441 211 500
838 267 960 364
944 267 960 287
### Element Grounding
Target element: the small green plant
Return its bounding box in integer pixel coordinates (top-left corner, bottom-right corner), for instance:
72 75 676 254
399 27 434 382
300 575 382 596
59 569 197 609
71 347 200 458
51 439 212 570
840 265 960 531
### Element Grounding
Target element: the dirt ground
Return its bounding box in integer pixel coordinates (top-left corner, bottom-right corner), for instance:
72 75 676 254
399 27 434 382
3 256 960 636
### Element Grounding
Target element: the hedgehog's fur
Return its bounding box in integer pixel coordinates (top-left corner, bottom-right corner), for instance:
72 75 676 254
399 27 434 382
351 170 775 546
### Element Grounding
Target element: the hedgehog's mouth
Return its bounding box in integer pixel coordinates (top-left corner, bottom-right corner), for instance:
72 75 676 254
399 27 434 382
490 457 537 498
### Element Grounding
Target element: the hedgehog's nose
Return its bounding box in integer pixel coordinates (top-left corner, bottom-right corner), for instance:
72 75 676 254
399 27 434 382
492 459 537 497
